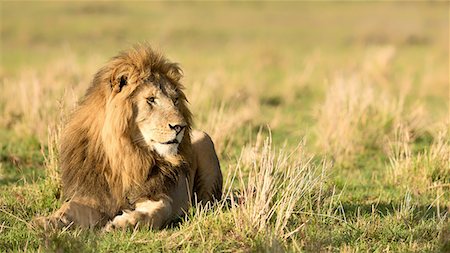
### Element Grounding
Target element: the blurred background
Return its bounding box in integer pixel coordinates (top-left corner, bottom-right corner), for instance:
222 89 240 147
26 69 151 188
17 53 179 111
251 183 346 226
1 1 447 141
2 2 448 73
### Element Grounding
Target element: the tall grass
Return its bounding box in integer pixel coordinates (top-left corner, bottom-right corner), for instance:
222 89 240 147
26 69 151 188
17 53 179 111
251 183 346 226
197 101 259 156
316 73 400 163
41 125 62 190
0 55 96 141
315 46 430 165
229 134 331 242
387 122 450 192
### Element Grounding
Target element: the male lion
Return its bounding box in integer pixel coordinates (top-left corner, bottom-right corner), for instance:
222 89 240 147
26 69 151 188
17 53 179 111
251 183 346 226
35 45 222 231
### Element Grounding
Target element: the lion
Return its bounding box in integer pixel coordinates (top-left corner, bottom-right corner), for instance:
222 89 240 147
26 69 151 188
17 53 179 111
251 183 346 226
34 45 222 231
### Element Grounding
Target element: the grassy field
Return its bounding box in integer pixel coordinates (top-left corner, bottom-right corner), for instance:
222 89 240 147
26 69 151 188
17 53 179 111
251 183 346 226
1 2 449 252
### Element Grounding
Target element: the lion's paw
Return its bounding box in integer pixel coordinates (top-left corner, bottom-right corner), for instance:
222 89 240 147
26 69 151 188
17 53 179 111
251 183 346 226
102 221 117 232
31 215 71 231
102 211 136 232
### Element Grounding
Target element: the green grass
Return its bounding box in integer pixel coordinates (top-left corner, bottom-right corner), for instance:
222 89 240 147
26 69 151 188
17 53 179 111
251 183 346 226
1 2 449 252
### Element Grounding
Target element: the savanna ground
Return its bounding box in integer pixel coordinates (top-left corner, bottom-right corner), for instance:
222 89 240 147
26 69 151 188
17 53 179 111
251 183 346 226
0 2 449 252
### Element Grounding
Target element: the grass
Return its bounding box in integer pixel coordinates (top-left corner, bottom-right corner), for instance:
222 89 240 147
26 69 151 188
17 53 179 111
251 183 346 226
1 2 449 252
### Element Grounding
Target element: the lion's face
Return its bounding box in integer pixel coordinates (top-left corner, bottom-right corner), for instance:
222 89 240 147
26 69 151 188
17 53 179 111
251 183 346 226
131 74 187 157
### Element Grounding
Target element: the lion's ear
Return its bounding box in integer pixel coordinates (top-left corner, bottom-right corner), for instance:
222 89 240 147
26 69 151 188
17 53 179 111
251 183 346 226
168 64 183 82
112 75 128 93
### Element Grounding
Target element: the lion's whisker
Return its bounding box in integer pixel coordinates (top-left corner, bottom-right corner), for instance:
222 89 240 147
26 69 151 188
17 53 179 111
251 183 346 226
132 136 146 144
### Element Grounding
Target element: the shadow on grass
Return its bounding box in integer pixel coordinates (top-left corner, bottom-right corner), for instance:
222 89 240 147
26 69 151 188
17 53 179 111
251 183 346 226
340 201 448 221
301 201 448 251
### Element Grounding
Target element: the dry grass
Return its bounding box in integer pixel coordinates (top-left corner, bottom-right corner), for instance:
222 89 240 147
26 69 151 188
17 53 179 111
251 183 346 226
41 125 62 190
229 134 331 242
387 122 450 192
316 46 431 164
316 73 398 163
0 56 93 140
197 100 259 156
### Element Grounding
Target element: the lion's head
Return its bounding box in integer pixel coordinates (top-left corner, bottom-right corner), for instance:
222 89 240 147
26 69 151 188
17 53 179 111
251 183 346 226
101 45 192 159
132 72 188 157
60 45 193 214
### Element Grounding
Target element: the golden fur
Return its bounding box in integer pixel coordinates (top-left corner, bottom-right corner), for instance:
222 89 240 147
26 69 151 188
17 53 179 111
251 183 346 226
34 45 222 230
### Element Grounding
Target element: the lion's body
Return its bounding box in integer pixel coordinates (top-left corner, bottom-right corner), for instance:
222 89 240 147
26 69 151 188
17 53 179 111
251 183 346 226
35 46 222 230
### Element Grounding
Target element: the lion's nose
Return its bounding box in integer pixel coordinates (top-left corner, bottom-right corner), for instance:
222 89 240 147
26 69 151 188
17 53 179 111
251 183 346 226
169 124 186 134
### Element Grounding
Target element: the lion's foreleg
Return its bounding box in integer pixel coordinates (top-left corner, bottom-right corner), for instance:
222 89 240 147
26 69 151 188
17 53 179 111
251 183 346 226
103 197 173 231
191 130 223 203
33 200 107 230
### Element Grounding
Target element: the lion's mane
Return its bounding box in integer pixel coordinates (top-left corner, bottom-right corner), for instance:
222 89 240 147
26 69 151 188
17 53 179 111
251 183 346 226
59 46 192 218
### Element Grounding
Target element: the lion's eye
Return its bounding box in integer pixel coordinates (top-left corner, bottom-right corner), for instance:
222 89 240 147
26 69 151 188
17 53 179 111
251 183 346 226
147 97 156 105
